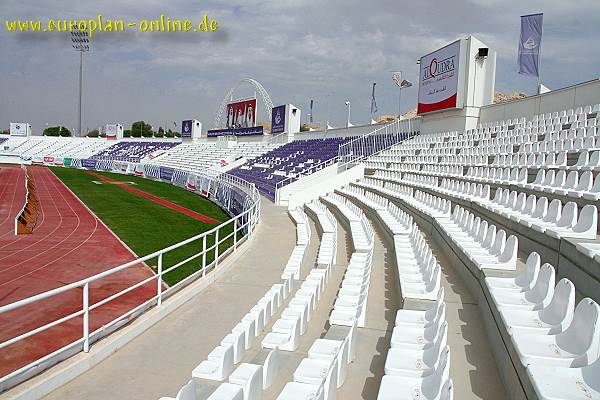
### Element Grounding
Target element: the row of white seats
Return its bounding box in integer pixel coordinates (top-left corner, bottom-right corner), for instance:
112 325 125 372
191 279 293 382
543 126 598 141
329 249 374 328
282 207 314 281
522 169 600 201
394 224 443 300
436 179 491 203
484 189 598 240
289 207 311 246
159 279 295 399
463 166 528 184
439 206 519 270
379 289 453 399
276 323 357 400
337 186 413 236
323 194 375 252
459 144 515 156
484 254 600 399
437 155 488 166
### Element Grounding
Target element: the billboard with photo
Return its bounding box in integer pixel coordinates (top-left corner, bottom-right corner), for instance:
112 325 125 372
271 105 286 134
105 124 117 139
225 98 256 129
417 40 462 115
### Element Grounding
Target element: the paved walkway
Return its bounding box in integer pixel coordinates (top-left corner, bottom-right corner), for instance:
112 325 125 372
40 198 296 400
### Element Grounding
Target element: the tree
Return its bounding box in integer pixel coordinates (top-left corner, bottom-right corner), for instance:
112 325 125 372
87 129 100 138
174 131 181 138
165 129 175 138
43 126 72 137
131 121 153 138
0 129 9 135
154 127 164 138
123 129 132 138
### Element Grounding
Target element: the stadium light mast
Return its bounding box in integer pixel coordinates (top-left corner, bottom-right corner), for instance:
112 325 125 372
392 72 413 119
345 101 351 128
71 27 90 138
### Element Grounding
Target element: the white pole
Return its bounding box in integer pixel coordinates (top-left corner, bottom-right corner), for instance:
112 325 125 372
83 283 89 352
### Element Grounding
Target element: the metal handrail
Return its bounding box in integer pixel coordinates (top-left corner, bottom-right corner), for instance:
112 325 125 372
13 165 29 235
0 162 261 389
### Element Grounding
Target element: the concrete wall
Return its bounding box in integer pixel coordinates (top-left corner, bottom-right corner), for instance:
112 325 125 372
281 163 365 208
479 78 600 123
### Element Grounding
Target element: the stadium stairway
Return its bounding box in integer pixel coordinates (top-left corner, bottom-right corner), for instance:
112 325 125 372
321 193 507 399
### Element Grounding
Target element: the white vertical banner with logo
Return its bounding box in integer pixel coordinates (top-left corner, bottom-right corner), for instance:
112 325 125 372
417 40 463 115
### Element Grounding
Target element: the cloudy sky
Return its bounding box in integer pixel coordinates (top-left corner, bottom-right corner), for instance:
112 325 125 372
1 0 598 134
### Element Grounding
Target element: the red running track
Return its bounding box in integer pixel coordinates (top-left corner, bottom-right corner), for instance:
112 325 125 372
0 165 157 377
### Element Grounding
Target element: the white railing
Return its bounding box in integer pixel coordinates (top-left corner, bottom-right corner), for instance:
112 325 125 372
338 117 420 166
273 157 339 203
13 165 29 235
271 118 420 203
0 164 261 392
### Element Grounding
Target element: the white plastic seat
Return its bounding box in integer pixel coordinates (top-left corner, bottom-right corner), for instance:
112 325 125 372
511 298 600 367
222 331 246 364
526 356 600 400
229 363 263 400
159 380 197 400
492 263 555 311
395 288 445 327
485 252 541 293
262 317 301 352
207 383 244 400
500 278 575 335
233 320 256 350
385 324 448 377
377 348 452 400
192 344 235 381
390 313 445 349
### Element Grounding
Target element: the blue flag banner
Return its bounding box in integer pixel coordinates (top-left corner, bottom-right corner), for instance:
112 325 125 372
518 13 543 77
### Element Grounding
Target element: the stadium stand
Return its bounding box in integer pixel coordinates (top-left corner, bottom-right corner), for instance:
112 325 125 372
1 137 114 159
3 97 600 400
146 140 280 172
91 141 180 162
229 137 351 199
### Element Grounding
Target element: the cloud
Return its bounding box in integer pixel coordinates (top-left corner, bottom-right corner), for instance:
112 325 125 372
0 0 598 132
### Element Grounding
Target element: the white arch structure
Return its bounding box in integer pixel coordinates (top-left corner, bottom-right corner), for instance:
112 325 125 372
214 78 274 128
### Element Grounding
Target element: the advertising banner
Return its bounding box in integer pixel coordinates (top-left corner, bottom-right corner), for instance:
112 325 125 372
207 126 264 138
417 40 462 115
181 120 193 139
105 124 118 140
43 156 55 164
159 166 175 182
271 105 286 134
82 159 98 169
10 123 28 137
225 98 256 129
63 157 73 167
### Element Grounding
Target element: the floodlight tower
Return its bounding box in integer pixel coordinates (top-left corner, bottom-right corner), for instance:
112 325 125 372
392 72 413 118
71 27 90 137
